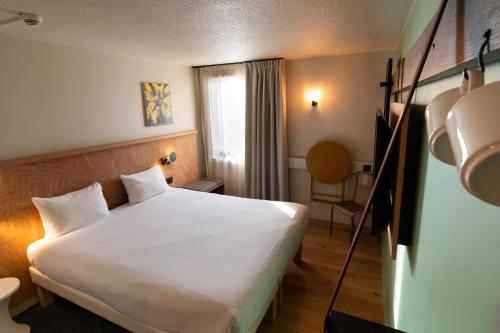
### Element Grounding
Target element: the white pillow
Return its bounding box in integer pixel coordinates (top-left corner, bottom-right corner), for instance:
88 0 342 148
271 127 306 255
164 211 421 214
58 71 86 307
32 183 109 240
120 166 168 204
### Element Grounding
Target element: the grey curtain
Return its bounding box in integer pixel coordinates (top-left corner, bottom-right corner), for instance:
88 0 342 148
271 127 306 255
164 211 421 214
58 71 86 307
245 59 289 201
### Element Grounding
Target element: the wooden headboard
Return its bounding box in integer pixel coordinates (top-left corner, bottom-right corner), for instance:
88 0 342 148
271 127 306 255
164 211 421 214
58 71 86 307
0 130 200 309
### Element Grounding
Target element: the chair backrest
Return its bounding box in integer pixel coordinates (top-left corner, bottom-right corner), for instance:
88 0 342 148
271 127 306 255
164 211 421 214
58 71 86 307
306 141 352 203
306 141 351 184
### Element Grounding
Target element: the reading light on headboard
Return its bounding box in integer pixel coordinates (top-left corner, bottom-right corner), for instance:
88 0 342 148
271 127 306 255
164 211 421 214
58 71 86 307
160 152 177 165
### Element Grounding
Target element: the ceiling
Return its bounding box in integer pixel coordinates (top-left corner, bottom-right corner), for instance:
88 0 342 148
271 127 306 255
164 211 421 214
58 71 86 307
0 0 414 65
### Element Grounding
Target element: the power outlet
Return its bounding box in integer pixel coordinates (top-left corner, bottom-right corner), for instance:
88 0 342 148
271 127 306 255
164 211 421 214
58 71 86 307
166 177 173 185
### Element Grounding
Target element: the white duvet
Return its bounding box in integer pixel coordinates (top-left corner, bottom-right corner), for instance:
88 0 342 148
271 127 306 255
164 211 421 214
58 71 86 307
29 188 308 333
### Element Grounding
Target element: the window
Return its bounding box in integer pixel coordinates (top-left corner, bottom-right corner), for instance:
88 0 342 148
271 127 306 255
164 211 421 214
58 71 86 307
207 73 246 165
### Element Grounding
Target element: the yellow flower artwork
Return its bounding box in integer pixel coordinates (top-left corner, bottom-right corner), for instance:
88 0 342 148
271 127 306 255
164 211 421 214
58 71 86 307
141 82 173 126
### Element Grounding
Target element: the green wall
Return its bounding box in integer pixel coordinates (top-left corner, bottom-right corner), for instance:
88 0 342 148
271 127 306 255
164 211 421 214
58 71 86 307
398 0 440 57
383 1 500 332
383 134 500 332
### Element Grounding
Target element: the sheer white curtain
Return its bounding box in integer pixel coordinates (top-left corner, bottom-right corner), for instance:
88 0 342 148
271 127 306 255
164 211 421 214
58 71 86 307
194 64 246 196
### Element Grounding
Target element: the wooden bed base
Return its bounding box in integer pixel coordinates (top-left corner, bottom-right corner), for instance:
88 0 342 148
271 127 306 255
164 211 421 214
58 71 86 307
29 241 305 330
293 244 303 265
33 275 286 328
265 243 302 322
30 267 166 333
263 281 286 322
35 285 54 308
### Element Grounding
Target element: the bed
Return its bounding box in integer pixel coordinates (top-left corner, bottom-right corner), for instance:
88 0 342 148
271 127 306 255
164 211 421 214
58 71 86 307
27 187 308 333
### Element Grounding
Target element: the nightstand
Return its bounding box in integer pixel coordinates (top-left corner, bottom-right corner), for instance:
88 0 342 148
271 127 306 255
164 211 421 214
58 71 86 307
183 178 224 194
0 278 30 333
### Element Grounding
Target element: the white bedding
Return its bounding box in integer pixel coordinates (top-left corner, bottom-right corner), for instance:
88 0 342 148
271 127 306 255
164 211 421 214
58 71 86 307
29 188 308 333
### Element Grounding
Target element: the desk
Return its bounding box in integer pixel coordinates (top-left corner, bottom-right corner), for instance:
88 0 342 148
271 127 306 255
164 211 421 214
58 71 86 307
183 178 224 194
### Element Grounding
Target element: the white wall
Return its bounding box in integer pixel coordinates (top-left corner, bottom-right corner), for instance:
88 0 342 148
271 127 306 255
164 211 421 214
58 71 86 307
0 34 197 161
285 51 393 222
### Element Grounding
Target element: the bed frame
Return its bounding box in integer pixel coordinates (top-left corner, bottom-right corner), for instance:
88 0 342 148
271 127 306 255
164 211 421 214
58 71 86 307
30 267 165 333
30 244 303 333
3 127 305 330
1 131 201 309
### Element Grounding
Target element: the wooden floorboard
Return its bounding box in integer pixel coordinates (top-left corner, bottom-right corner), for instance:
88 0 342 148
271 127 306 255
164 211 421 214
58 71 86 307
257 219 384 333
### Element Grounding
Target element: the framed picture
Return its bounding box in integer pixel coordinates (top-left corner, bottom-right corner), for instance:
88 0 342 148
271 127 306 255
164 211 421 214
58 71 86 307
141 82 173 126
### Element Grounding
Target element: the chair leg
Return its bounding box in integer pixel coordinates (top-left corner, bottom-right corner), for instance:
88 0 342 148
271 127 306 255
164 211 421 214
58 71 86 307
329 206 334 236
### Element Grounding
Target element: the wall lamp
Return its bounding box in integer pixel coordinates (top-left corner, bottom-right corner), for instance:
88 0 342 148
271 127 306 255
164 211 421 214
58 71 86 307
307 89 321 111
160 152 177 165
426 29 500 206
447 79 500 206
425 88 462 165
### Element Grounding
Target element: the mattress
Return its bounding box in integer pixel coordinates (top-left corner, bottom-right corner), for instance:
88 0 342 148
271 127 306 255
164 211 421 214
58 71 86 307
28 188 308 333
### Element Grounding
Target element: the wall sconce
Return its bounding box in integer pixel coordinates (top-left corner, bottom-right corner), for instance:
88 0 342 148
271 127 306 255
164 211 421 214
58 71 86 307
160 151 177 165
425 68 485 166
425 88 462 165
425 30 500 206
446 29 500 206
307 89 322 111
447 80 500 206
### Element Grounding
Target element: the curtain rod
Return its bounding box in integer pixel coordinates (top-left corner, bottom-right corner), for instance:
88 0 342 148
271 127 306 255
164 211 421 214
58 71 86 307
191 57 283 69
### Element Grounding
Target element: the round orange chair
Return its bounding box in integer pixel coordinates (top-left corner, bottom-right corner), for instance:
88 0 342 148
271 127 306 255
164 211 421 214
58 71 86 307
306 141 352 236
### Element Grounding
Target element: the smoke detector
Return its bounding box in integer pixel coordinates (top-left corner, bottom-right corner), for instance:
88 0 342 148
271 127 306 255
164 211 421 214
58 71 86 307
20 12 43 26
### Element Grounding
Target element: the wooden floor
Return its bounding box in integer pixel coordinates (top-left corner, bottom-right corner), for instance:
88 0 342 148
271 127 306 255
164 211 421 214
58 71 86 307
257 219 384 333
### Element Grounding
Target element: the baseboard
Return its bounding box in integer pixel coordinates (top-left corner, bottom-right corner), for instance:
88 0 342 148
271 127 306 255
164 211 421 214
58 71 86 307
10 295 39 317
